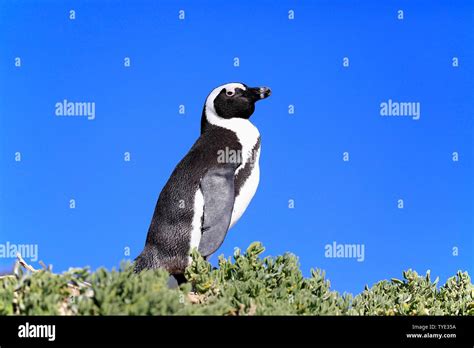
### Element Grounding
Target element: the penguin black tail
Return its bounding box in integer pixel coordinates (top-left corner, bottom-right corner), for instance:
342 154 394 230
133 246 161 273
133 247 189 288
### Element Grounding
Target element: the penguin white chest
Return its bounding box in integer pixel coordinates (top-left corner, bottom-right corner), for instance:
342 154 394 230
229 147 260 229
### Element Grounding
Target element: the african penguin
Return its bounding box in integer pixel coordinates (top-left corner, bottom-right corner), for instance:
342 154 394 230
134 82 271 283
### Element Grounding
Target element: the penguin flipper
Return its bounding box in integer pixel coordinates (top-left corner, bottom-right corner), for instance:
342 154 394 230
198 165 235 257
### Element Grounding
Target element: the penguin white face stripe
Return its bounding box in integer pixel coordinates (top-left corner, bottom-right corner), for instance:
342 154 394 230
205 82 246 115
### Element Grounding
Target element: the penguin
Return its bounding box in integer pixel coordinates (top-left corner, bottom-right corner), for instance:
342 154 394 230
134 82 271 283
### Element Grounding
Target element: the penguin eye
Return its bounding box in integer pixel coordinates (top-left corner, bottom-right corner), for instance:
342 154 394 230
226 90 235 97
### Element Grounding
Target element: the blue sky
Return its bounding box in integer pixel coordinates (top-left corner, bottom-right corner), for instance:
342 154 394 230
0 0 472 295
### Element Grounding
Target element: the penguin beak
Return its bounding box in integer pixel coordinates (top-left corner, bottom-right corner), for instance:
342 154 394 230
247 87 272 101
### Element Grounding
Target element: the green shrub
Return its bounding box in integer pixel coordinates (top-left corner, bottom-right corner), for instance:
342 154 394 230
1 242 472 315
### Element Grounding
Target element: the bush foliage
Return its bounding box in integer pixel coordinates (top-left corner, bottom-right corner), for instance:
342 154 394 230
1 242 473 315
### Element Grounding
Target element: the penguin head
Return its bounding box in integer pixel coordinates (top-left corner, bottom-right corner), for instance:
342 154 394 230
205 82 271 120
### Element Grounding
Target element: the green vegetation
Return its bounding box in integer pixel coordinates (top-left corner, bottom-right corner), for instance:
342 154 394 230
1 242 473 315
